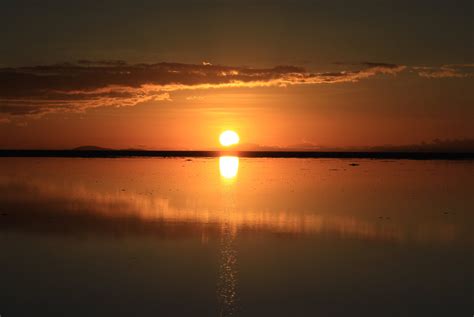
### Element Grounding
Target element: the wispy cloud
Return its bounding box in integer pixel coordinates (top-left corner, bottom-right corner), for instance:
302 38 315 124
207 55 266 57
0 60 471 120
185 95 205 101
414 63 474 78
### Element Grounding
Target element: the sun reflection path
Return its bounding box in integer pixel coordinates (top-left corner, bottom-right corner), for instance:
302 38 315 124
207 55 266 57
217 155 240 316
219 156 239 180
217 223 238 317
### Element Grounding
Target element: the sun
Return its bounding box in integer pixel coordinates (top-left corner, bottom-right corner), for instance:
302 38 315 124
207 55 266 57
219 130 240 147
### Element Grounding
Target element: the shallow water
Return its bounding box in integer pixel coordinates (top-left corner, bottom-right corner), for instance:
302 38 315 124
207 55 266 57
0 158 472 316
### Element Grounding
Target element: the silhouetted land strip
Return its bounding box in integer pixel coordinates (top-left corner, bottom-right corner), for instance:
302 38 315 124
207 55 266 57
0 150 473 160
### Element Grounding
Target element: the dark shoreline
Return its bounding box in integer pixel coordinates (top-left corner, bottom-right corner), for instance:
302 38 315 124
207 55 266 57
0 150 473 160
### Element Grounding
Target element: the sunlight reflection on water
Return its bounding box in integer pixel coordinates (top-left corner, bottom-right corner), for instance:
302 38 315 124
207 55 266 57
0 157 468 243
219 156 239 180
0 157 472 316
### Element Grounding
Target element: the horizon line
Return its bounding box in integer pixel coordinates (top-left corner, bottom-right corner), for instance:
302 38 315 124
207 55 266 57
0 149 473 160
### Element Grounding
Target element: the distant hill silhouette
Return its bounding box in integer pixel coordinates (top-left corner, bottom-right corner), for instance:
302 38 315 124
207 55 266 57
0 139 472 159
368 138 474 153
0 149 472 160
72 146 146 151
231 139 474 153
72 146 112 151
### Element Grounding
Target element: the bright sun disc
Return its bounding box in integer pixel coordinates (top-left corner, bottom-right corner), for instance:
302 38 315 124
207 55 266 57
219 130 240 147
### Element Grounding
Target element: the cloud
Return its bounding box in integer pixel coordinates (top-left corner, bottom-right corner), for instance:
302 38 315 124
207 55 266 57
76 59 128 67
0 60 469 119
334 61 401 69
415 63 474 78
337 62 474 79
185 95 205 101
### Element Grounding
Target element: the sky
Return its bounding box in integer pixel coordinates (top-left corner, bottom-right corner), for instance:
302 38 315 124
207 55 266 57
0 0 472 150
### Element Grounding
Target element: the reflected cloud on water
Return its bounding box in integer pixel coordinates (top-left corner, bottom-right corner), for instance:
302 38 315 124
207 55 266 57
0 157 472 316
0 157 468 245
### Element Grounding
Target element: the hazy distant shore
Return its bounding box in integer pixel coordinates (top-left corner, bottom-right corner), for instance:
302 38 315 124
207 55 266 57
0 150 472 160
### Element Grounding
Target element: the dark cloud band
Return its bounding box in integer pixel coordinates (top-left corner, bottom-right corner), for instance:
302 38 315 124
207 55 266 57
0 61 470 119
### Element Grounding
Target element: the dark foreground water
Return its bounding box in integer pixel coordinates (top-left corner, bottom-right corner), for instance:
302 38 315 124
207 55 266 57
0 158 472 316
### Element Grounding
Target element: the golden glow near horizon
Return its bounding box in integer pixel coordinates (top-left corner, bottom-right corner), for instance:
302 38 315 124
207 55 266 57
219 130 240 147
219 156 239 179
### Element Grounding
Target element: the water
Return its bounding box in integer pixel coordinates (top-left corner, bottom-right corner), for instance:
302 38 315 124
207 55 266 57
0 157 472 316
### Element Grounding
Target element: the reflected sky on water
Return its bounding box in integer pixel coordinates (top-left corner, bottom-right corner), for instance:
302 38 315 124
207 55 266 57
0 157 472 316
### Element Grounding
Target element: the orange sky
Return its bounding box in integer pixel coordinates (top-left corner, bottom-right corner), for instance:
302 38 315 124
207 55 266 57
0 67 472 150
0 1 472 150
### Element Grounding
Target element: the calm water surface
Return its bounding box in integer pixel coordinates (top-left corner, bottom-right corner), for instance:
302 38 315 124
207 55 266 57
0 158 472 316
